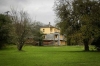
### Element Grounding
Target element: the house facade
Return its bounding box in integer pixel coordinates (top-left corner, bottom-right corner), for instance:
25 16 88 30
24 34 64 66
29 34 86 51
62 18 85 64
40 22 66 46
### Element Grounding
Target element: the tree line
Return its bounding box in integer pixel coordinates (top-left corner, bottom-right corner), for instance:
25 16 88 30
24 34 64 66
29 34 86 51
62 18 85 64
54 0 100 51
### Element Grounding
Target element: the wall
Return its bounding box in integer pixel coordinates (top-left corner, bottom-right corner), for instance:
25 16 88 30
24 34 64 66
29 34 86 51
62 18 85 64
40 28 56 34
40 27 60 33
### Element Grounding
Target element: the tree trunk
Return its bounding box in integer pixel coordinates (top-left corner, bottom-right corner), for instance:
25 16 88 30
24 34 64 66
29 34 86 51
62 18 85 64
84 43 89 51
17 43 24 51
67 38 71 45
83 39 89 51
39 40 42 46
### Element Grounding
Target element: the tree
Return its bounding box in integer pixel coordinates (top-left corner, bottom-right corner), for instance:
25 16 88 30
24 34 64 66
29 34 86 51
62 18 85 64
0 14 12 49
54 0 100 51
11 9 31 51
54 0 81 45
30 21 44 46
73 0 100 51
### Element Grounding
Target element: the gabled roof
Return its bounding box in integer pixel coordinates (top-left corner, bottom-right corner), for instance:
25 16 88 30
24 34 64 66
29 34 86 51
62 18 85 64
41 25 55 28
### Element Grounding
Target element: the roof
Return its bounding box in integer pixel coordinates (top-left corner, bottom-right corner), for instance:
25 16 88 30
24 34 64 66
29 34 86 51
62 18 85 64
44 33 54 40
41 25 55 28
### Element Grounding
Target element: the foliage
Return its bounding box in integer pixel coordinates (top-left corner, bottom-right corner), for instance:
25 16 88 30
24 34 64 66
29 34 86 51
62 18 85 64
54 0 82 46
11 9 31 51
54 0 100 51
0 14 12 49
74 0 100 51
92 37 100 51
30 21 44 46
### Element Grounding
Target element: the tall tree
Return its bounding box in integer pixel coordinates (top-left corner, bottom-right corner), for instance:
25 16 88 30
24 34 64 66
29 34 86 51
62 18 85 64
54 0 100 51
11 9 30 51
0 14 12 49
73 0 100 51
54 0 81 45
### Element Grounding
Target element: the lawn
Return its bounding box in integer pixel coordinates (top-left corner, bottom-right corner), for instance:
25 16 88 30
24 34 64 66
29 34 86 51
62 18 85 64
0 45 100 66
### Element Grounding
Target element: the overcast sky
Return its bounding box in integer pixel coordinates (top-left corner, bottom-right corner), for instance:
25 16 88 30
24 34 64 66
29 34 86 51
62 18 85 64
0 0 56 25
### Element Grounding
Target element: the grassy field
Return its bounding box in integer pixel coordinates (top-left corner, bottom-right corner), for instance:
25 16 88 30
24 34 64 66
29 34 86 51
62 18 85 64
0 45 100 66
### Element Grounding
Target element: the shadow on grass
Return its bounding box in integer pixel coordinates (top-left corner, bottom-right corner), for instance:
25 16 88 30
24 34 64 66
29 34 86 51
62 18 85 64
56 50 100 53
0 46 26 52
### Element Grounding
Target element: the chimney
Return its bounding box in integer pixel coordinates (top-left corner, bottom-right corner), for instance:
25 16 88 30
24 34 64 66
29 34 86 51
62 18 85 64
49 22 50 27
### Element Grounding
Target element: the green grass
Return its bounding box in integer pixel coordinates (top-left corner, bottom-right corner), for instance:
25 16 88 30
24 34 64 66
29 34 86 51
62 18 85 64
0 45 100 66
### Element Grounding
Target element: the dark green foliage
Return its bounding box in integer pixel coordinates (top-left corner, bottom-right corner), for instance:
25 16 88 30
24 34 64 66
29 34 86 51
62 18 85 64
54 0 100 51
74 0 100 51
30 22 44 46
0 14 12 49
92 37 100 51
54 0 82 46
33 31 43 46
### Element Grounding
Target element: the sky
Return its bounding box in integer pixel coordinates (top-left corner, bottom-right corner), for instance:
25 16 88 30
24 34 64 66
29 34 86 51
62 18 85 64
0 0 56 25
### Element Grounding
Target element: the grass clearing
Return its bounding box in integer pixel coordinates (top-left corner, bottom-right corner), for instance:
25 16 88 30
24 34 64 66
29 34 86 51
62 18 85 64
0 45 100 66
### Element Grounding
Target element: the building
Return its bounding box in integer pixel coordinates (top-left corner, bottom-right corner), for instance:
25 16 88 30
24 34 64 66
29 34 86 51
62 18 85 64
40 22 66 46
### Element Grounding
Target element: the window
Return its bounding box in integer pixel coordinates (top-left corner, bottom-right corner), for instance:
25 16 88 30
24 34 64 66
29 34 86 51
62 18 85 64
43 29 45 32
55 35 58 38
43 35 45 39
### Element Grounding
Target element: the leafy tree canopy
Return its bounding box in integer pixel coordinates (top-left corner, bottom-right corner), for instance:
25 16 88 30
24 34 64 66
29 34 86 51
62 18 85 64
0 14 12 49
54 0 100 51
